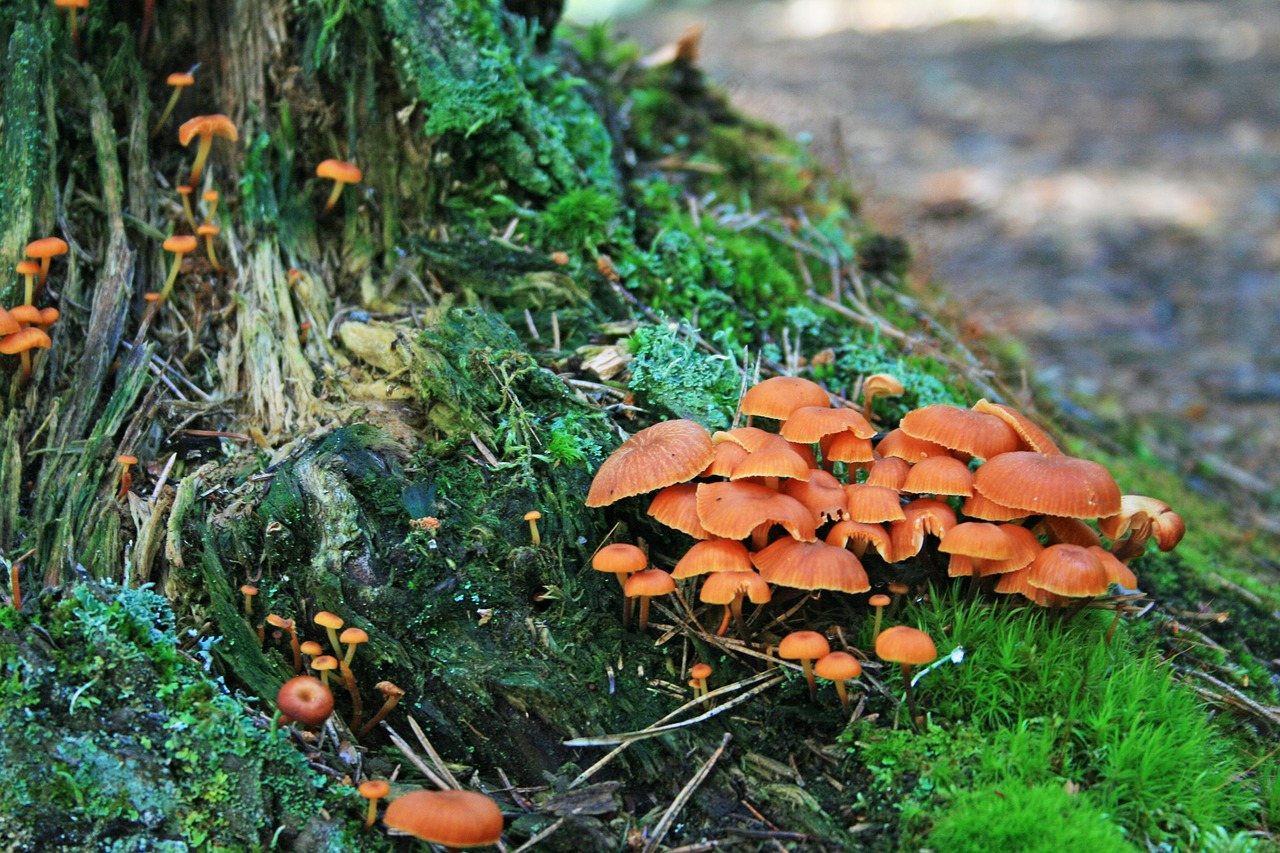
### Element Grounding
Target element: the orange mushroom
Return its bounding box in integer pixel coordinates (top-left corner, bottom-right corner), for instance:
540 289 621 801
523 510 542 546
586 419 714 507
814 651 863 711
382 789 504 849
25 237 69 295
272 675 334 734
15 261 40 305
358 780 391 830
197 223 222 272
778 630 831 701
176 185 197 231
0 327 52 382
54 0 89 47
178 114 238 187
316 159 363 214
875 625 937 728
157 234 199 303
623 568 675 631
116 454 139 500
152 69 197 138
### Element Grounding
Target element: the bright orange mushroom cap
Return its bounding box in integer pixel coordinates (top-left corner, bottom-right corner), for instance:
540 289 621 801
383 789 504 847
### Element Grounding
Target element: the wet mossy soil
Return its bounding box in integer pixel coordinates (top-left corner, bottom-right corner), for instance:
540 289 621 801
0 1 1277 850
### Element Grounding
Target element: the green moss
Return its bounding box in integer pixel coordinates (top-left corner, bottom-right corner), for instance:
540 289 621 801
926 783 1136 852
626 323 741 429
0 582 359 849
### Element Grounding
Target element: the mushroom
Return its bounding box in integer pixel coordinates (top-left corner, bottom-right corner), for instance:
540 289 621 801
358 680 406 737
972 451 1122 520
623 568 675 632
0 327 52 382
239 583 258 617
25 237 69 296
875 625 937 728
300 640 323 663
202 188 220 221
339 626 369 729
698 570 771 642
157 234 198 304
358 780 391 830
523 510 542 546
586 418 715 507
316 159 363 214
778 630 831 701
271 675 334 734
54 0 89 47
739 376 831 425
867 593 891 640
266 614 302 673
115 454 138 500
592 543 647 629
176 185 197 231
310 655 338 688
152 69 197 138
690 663 712 701
178 114 238 187
196 223 222 272
314 611 345 658
861 372 904 422
383 789 505 850
814 651 862 711
750 538 870 596
899 404 1021 461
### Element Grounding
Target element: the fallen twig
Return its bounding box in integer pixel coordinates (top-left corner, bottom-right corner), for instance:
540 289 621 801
643 732 733 853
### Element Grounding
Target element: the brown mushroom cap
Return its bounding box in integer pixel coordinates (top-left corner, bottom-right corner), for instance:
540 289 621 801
900 404 1021 460
751 538 870 593
740 376 831 420
972 399 1062 455
973 452 1122 519
0 327 52 355
383 789 504 847
874 625 937 666
276 675 334 726
778 629 831 661
623 568 676 598
672 539 753 578
696 481 817 542
888 498 958 562
316 158 364 184
25 237 69 259
586 419 714 507
820 430 876 464
648 483 711 539
166 71 196 87
592 543 647 575
901 455 975 497
698 570 772 605
1025 543 1112 598
178 114 239 147
814 651 863 681
15 260 42 277
780 406 876 443
163 234 199 254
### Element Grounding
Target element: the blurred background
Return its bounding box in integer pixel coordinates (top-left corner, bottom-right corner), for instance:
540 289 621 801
569 0 1280 522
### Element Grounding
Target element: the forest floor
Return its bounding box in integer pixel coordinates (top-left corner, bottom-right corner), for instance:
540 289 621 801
617 0 1280 527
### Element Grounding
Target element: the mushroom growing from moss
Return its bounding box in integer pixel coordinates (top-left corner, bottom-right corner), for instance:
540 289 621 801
0 326 52 382
271 675 334 735
152 69 196 137
316 159 363 214
814 651 862 711
358 680 406 738
25 237 69 297
523 510 542 546
196 223 222 272
624 568 675 632
178 114 238 187
875 625 937 729
266 614 302 673
15 261 40 306
592 542 647 629
358 779 391 830
157 234 198 304
314 611 345 658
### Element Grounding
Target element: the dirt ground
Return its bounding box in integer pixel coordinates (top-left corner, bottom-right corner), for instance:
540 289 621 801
616 0 1280 521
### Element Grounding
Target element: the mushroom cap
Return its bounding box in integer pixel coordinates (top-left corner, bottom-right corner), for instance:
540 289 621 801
314 611 345 630
820 430 876 464
1098 495 1185 552
623 567 675 598
843 484 906 524
240 584 259 597
1025 543 1112 598
875 625 937 666
814 651 862 681
900 404 1021 460
728 437 812 483
376 680 406 698
901 455 974 497
778 629 831 661
178 114 238 146
176 185 193 196
317 158 363 183
0 308 18 338
265 613 295 631
740 376 831 420
863 373 905 398
648 483 710 539
38 307 59 327
358 780 391 800
522 510 542 521
698 570 771 605
55 0 89 8
696 481 817 542
1036 515 1102 548
960 491 1027 522
971 524 1044 576
339 627 369 645
311 655 339 672
15 260 41 276
876 428 951 463
824 519 893 562
780 406 876 443
203 189 219 203
868 594 891 607
888 498 957 561
701 440 748 477
166 71 196 87
299 640 323 656
586 419 714 507
972 399 1061 455
25 237 69 259
0 327 52 355
751 538 870 593
592 543 647 575
276 675 335 726
973 452 1121 519
938 522 1017 560
9 305 41 325
116 454 139 465
781 469 848 524
672 538 753 579
383 789 504 847
196 224 220 237
865 456 909 490
163 234 199 254
690 663 713 680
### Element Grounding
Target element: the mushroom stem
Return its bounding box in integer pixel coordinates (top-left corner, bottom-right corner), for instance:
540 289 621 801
871 606 885 641
900 662 921 729
322 180 347 215
159 249 189 303
188 136 215 187
177 187 197 232
357 691 402 738
800 658 818 702
152 88 184 138
729 595 752 644
117 458 135 500
340 660 364 731
9 560 20 610
636 595 652 632
834 679 850 711
527 515 541 546
19 351 31 382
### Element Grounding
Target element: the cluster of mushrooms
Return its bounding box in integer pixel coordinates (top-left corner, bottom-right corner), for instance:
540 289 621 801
2 239 65 385
585 375 1184 717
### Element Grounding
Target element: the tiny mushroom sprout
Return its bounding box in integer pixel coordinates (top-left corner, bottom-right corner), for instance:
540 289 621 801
176 185 197 231
152 69 196 137
115 454 138 500
202 188 220 221
316 159 364 214
623 568 675 631
814 651 862 711
778 630 831 701
875 625 937 728
310 655 338 687
690 663 712 700
25 237 69 295
861 372 905 421
383 789 505 849
523 510 542 546
272 675 334 734
178 114 238 187
196 223 222 272
593 542 648 629
358 780 391 830
339 627 369 728
359 680 406 737
868 593 891 640
240 584 259 617
157 234 198 303
266 614 302 673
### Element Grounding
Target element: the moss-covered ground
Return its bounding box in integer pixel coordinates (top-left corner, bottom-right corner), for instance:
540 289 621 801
0 1 1276 850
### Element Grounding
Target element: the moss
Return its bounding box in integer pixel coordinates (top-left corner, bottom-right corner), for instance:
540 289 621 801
0 581 359 850
926 783 1137 852
0 18 51 308
626 322 741 429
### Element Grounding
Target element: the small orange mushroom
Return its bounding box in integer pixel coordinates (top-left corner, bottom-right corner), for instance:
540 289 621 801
197 223 222 272
814 651 863 711
202 188 219 221
178 114 238 187
358 680 405 738
15 261 41 305
158 234 199 303
314 611 345 658
358 780 392 830
523 510 542 546
116 454 139 500
271 675 334 734
25 237 69 296
0 327 52 382
623 568 675 632
152 69 197 138
240 583 259 617
176 185 197 231
316 159 363 214
779 630 831 701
